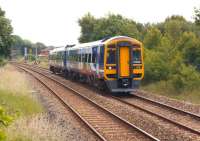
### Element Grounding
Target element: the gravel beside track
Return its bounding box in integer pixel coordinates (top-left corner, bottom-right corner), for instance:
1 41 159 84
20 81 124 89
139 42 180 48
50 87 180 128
14 63 200 141
16 65 158 141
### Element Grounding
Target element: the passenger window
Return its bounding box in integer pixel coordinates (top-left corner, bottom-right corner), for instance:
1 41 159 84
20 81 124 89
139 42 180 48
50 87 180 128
88 54 91 63
92 46 98 64
99 45 104 67
82 54 85 62
85 54 88 62
92 55 96 63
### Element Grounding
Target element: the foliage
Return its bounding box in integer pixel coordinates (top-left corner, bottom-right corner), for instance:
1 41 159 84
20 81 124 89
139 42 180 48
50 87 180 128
0 57 6 66
143 27 162 49
11 35 47 57
194 7 200 26
0 7 13 57
0 106 13 141
78 13 140 42
179 32 200 69
0 106 13 126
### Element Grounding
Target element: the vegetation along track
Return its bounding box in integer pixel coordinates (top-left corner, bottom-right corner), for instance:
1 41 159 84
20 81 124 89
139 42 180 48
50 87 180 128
111 93 200 136
14 63 159 141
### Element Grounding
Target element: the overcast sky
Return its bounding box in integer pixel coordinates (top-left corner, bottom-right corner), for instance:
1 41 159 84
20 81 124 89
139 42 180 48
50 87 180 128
0 0 199 46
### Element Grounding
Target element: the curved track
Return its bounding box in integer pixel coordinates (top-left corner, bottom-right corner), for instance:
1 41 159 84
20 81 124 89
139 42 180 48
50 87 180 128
15 63 159 141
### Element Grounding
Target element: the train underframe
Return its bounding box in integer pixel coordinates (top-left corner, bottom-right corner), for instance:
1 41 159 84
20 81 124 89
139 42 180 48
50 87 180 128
49 65 140 93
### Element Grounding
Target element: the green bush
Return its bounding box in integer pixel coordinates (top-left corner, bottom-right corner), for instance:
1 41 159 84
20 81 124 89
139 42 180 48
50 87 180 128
144 49 170 83
171 65 200 92
0 58 7 67
27 54 36 61
0 106 13 126
0 106 13 141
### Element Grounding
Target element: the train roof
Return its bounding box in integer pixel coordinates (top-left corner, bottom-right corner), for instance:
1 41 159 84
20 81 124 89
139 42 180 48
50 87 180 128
69 36 141 50
49 46 65 54
49 36 142 54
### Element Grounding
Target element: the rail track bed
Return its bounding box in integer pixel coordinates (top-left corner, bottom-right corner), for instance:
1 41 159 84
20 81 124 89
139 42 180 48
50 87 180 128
16 64 158 141
112 94 200 134
14 63 200 140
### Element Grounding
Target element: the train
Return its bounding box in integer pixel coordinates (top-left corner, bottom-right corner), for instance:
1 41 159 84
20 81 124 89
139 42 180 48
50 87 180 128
49 36 144 93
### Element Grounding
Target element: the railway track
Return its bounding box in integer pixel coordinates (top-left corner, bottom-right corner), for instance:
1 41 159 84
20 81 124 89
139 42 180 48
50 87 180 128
13 63 200 140
110 94 200 136
15 63 159 141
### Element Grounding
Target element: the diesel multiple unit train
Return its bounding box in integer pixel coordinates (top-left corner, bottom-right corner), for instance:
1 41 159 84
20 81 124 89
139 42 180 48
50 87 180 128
49 36 144 92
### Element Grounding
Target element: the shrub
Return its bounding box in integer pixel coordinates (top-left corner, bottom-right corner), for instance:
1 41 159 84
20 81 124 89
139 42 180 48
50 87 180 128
0 58 6 67
0 106 13 141
170 64 200 92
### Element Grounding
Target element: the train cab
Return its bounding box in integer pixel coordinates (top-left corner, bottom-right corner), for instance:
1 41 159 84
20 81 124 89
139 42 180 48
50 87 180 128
103 36 144 92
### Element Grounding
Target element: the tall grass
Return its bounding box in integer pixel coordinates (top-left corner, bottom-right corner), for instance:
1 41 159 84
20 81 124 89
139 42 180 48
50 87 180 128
0 65 44 140
0 65 29 95
0 65 43 117
6 114 66 141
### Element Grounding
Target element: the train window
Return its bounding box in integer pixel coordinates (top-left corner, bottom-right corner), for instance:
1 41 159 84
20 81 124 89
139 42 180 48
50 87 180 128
75 55 78 62
132 49 141 64
85 54 88 63
92 46 98 63
99 45 104 67
82 54 85 62
88 54 91 63
92 55 96 63
107 49 116 64
78 54 81 62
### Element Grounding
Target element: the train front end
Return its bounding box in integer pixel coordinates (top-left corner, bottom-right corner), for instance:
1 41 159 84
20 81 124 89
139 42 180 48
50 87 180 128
104 36 144 93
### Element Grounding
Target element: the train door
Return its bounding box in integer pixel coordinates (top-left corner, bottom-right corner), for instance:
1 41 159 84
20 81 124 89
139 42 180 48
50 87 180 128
119 47 130 77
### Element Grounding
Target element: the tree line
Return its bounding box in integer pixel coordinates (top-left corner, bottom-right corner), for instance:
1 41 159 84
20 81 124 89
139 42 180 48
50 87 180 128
78 8 200 92
0 7 48 59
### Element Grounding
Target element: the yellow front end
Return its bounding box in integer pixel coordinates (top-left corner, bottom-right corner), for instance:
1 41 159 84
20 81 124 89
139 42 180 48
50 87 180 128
103 37 144 92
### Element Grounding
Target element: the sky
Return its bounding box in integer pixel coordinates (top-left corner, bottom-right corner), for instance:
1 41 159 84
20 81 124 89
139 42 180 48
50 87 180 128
0 0 199 46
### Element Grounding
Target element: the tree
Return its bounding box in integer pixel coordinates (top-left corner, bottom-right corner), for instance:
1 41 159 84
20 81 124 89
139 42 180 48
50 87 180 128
144 48 170 83
163 15 191 43
78 13 97 43
0 7 13 57
194 7 200 26
78 13 140 43
180 32 200 68
143 27 162 49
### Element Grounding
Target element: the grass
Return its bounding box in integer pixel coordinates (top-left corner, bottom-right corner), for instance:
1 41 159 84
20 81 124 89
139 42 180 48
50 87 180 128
37 57 49 69
0 65 43 117
141 80 200 104
0 90 43 117
0 65 44 140
6 114 66 141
